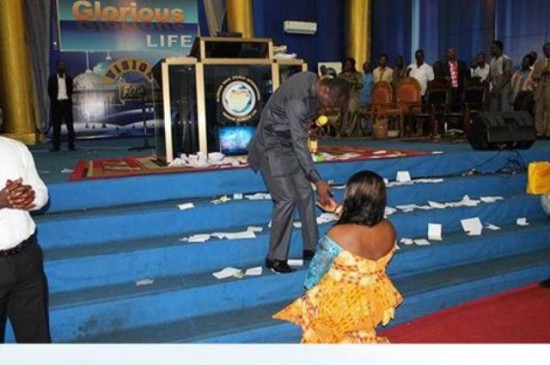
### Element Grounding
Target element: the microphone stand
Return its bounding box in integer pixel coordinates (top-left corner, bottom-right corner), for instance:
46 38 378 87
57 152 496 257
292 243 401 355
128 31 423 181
129 89 154 151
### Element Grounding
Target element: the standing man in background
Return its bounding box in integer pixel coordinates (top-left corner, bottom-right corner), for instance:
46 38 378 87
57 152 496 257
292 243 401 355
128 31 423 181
48 60 75 151
442 48 470 107
373 54 393 83
489 40 513 112
531 42 550 138
407 49 434 97
248 72 350 273
392 55 408 90
0 117 50 342
360 61 374 135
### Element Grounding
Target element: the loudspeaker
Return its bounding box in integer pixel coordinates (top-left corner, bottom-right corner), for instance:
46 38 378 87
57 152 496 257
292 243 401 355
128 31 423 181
468 111 536 150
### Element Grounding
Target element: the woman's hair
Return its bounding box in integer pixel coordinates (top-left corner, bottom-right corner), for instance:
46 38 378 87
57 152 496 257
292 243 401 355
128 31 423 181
335 170 387 227
342 57 357 72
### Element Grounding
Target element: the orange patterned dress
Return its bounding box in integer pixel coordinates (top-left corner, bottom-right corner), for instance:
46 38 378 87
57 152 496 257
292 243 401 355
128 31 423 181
273 237 403 343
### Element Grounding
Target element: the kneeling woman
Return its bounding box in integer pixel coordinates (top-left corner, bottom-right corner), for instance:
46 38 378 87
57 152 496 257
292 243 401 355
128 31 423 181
273 170 403 343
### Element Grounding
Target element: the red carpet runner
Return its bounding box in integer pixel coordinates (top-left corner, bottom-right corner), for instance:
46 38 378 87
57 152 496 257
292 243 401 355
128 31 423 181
380 285 550 343
68 145 428 181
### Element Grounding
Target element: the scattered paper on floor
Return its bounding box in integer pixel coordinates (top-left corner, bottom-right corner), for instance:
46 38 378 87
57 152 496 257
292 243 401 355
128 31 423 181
385 207 397 216
400 238 414 245
414 238 431 246
288 259 304 266
211 230 257 240
316 213 339 224
428 201 448 209
135 278 155 287
428 223 443 241
461 217 483 235
485 224 501 231
245 193 271 200
187 234 211 243
213 267 242 279
177 202 195 210
245 267 263 276
516 217 530 226
480 196 504 203
247 226 263 233
396 171 412 182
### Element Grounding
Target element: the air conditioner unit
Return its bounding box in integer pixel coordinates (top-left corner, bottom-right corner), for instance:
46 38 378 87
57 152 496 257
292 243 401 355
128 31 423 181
283 21 317 35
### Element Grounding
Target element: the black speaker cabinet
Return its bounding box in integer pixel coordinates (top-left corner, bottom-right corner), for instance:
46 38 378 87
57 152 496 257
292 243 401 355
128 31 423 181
468 111 536 150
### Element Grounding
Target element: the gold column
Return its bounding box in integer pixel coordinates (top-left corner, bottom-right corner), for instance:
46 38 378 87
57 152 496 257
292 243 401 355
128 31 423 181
226 0 254 38
0 0 38 144
346 0 371 68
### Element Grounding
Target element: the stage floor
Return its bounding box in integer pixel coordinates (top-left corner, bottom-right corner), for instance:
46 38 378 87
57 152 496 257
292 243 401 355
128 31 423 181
29 137 550 184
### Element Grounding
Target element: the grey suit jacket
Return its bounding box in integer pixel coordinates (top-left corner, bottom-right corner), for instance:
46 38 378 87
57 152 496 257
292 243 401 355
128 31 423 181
248 71 321 183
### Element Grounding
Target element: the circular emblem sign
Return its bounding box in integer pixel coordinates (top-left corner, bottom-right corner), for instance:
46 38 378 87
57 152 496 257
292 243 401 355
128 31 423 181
217 76 260 123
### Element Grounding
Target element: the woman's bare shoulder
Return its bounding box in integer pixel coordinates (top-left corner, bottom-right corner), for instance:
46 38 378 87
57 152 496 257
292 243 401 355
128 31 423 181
328 220 396 260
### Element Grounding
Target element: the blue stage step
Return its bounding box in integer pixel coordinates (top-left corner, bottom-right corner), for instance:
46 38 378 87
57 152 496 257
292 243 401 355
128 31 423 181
43 198 547 294
43 218 550 342
67 246 550 343
35 173 529 248
43 148 549 213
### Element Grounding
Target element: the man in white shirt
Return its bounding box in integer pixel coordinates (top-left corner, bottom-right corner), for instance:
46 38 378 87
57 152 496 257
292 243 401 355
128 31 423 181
0 122 50 342
407 49 434 96
489 40 513 112
373 54 393 83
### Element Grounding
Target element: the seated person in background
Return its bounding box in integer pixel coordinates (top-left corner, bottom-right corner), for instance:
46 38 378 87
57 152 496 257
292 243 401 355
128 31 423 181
326 67 337 79
472 52 490 82
273 170 403 343
373 54 393 83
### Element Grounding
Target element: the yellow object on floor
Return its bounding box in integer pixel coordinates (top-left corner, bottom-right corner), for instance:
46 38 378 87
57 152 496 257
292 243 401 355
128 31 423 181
527 161 550 194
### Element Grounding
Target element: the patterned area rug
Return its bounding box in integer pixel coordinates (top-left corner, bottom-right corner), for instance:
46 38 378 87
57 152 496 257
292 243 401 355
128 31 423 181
69 146 429 181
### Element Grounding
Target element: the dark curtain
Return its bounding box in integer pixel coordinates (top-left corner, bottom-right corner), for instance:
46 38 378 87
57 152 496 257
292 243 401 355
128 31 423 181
253 0 346 71
418 0 440 64
496 0 550 69
198 0 210 36
25 0 51 132
438 0 496 64
372 0 413 66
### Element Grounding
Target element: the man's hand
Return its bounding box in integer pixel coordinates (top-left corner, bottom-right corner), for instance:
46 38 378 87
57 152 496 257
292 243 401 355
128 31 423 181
2 179 36 210
317 197 340 214
315 180 332 206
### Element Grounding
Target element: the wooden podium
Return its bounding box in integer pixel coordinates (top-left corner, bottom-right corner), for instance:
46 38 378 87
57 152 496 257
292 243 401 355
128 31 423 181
152 37 307 163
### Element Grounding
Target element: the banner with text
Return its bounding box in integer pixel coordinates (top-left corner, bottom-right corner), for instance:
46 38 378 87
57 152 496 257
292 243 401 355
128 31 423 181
57 0 198 54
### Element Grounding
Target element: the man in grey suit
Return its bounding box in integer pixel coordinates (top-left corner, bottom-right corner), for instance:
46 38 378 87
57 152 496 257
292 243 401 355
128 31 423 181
248 72 351 273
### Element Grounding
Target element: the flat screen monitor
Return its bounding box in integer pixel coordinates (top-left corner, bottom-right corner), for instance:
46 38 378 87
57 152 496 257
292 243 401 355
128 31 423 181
218 125 256 155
